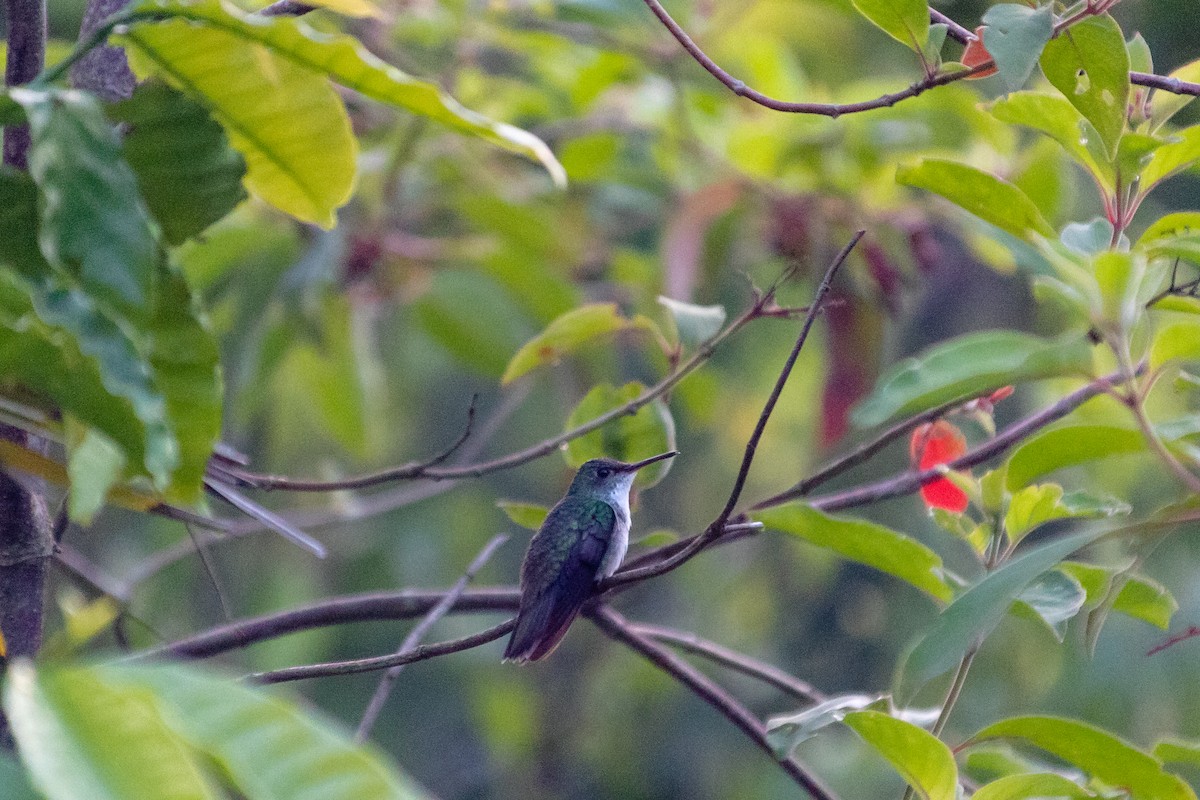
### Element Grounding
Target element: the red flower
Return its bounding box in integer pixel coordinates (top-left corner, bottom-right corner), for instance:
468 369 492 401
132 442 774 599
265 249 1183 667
911 420 969 513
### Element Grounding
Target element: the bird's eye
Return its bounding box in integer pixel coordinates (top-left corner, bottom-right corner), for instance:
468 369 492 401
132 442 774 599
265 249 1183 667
597 468 611 479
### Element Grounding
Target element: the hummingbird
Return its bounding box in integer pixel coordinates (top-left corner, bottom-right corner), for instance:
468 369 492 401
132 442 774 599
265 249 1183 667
503 450 678 663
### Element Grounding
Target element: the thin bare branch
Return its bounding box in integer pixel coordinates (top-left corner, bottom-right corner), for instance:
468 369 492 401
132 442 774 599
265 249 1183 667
756 368 1131 512
150 587 521 660
250 618 516 684
603 233 863 589
355 534 508 742
633 622 826 704
202 478 327 557
590 605 840 800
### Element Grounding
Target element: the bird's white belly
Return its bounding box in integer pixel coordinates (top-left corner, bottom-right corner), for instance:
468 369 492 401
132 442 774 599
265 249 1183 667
598 507 631 579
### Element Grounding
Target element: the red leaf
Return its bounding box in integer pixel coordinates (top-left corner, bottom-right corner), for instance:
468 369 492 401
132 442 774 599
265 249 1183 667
962 26 999 79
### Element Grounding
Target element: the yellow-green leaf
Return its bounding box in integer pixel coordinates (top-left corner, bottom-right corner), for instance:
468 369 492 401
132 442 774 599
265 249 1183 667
120 17 356 227
844 711 958 800
502 304 654 384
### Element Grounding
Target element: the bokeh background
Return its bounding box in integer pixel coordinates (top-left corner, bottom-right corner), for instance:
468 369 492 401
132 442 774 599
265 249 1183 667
7 0 1200 796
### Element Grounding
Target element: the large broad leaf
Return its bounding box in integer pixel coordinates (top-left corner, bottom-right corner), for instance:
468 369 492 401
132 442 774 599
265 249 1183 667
1039 14 1130 159
981 4 1054 92
991 92 1112 188
0 754 40 800
852 331 1093 427
0 172 178 486
1012 569 1087 641
1152 319 1200 368
563 382 676 489
120 16 356 228
111 81 247 245
970 773 1093 800
756 504 953 601
3 661 220 800
849 0 928 52
124 0 563 186
502 304 654 384
1140 125 1200 191
970 716 1196 800
148 265 222 502
102 663 430 800
898 527 1110 698
10 87 158 318
843 711 958 800
1006 424 1145 489
897 160 1055 240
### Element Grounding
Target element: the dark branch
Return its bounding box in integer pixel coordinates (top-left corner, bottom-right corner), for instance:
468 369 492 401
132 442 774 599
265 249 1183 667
589 605 840 800
2 0 46 167
250 618 516 684
355 534 508 741
757 368 1131 512
150 587 521 660
633 622 826 704
602 233 863 589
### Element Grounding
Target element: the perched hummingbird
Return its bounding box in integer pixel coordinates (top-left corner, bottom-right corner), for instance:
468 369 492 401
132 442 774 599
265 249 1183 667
503 451 678 663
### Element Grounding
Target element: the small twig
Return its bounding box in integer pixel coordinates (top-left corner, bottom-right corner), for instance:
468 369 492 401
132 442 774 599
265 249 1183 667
185 292 770 494
184 523 233 621
250 618 517 684
1148 624 1200 656
1131 71 1200 97
929 9 972 44
603 232 863 589
151 587 522 660
223 397 478 492
632 622 826 704
202 478 327 557
589 606 840 800
354 534 508 742
790 396 969 498
753 368 1132 512
3 0 46 168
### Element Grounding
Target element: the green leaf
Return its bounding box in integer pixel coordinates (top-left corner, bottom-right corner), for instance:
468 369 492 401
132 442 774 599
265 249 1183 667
970 716 1196 800
563 382 676 489
148 265 222 502
852 331 1093 427
125 0 564 187
981 4 1054 92
657 296 726 347
989 92 1111 187
756 504 952 601
1005 484 1068 544
899 527 1110 697
413 269 532 379
843 711 957 800
1141 125 1200 191
1127 33 1153 76
65 422 127 525
120 13 356 228
1140 211 1200 245
1152 319 1200 368
766 694 884 757
110 81 247 245
498 500 550 531
1151 59 1200 131
1061 217 1115 256
10 87 158 317
897 159 1055 240
3 662 220 800
1039 14 1130 158
102 663 430 800
971 773 1093 800
1012 569 1087 641
502 304 653 384
1154 738 1200 768
1114 573 1178 629
849 0 929 51
1006 424 1146 489
1058 560 1118 608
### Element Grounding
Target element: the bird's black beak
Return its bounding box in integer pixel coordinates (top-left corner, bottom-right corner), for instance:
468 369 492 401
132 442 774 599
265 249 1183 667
619 450 679 472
